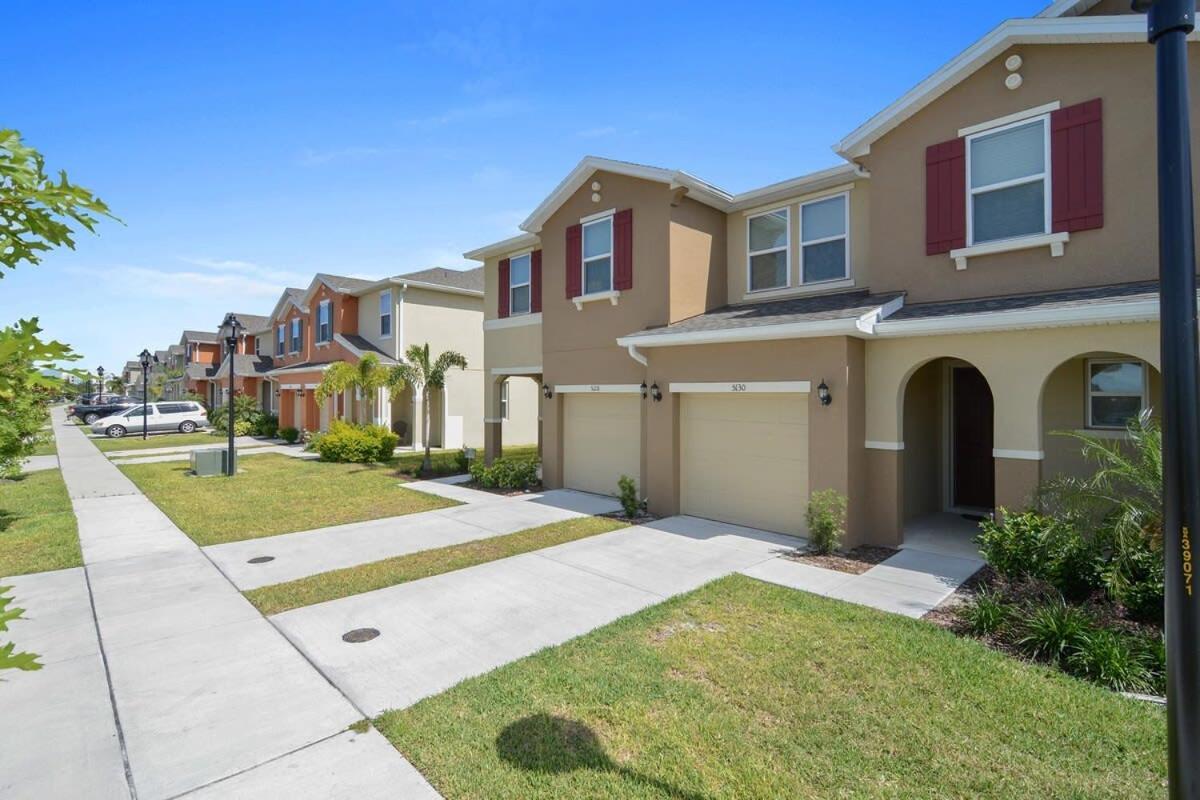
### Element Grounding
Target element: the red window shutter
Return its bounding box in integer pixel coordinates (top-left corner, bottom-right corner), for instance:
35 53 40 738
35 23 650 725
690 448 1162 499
566 224 582 299
925 138 966 255
613 209 633 290
1052 98 1103 233
498 257 510 318
531 249 543 312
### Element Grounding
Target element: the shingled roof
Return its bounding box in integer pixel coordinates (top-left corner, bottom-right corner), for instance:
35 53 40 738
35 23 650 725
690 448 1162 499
396 266 484 293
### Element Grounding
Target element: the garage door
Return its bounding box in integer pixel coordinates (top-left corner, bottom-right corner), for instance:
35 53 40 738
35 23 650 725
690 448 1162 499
680 393 809 535
563 393 640 497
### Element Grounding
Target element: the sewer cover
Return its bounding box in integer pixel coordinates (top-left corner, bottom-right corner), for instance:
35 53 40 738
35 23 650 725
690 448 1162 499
247 556 275 564
343 627 381 643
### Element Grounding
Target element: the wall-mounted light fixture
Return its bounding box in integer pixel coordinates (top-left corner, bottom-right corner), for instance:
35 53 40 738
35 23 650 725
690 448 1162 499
817 380 832 406
542 384 553 400
650 383 663 402
640 381 648 399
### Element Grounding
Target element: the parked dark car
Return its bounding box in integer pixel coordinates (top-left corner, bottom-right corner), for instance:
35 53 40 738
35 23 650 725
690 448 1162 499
70 395 140 424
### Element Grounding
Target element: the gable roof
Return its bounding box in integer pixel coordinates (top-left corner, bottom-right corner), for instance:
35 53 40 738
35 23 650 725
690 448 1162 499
267 287 308 323
395 267 484 293
180 330 219 344
299 272 379 307
228 313 270 334
833 14 1155 159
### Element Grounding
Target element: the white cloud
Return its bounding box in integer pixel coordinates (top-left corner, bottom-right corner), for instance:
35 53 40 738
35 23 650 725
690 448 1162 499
296 146 404 166
78 265 290 301
576 126 618 139
176 256 305 285
402 98 527 130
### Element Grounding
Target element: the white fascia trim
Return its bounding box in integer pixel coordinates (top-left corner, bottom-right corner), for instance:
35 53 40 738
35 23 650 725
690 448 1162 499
555 384 643 394
393 278 483 298
874 298 1163 338
959 101 1062 137
484 313 543 331
994 448 1045 460
1037 0 1104 18
463 232 541 262
490 366 542 376
951 232 1069 271
834 16 1174 159
865 440 905 451
734 179 861 217
856 295 906 335
670 381 811 394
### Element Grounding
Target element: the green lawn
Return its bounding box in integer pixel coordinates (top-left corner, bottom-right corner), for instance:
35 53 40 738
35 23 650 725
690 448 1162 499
119 453 458 545
376 576 1165 800
389 444 539 477
90 430 228 453
0 470 81 577
30 434 56 456
247 516 626 615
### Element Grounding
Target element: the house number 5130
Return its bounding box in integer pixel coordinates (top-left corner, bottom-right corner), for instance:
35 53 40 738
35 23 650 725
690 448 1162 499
730 383 747 392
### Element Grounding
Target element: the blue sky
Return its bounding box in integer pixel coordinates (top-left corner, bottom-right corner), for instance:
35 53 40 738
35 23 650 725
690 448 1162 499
2 0 1048 372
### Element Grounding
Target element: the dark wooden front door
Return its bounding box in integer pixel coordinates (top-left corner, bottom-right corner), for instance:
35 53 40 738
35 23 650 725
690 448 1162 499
952 366 994 509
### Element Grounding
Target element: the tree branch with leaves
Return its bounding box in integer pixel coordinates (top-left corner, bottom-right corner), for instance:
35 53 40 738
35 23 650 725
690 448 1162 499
388 343 467 472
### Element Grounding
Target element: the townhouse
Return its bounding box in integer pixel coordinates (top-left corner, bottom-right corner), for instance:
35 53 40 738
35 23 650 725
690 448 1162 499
471 0 1174 548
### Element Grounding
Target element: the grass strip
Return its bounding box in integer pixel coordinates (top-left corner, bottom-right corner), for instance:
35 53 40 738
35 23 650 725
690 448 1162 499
0 470 81 576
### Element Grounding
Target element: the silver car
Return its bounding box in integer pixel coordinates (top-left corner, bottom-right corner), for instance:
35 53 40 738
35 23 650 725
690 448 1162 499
91 402 209 438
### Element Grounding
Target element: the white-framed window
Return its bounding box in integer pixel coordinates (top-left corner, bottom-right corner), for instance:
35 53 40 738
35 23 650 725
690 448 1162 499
800 194 849 284
316 300 332 343
747 207 789 292
253 335 261 356
967 115 1050 245
582 215 613 295
380 290 392 337
509 253 531 314
500 379 509 419
1086 359 1148 429
290 318 302 353
276 325 285 356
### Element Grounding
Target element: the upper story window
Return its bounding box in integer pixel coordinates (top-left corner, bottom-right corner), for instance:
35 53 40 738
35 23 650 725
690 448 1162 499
801 194 849 283
1087 359 1147 430
253 336 261 356
316 300 332 344
380 290 392 337
276 325 285 356
747 208 789 292
582 216 613 295
289 318 302 353
509 253 531 314
186 343 196 364
967 116 1049 245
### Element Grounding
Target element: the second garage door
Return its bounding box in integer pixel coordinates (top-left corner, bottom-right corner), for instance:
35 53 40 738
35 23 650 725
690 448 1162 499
680 392 809 535
563 393 640 497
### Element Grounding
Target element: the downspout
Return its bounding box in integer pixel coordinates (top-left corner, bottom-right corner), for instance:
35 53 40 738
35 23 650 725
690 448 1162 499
625 343 648 367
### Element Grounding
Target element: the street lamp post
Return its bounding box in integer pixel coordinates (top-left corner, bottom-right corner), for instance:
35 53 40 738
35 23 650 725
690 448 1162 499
219 313 243 476
138 349 154 440
1134 1 1200 796
96 366 105 401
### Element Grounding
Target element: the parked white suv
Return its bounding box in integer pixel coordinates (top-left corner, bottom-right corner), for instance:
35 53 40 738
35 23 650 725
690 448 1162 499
91 402 209 438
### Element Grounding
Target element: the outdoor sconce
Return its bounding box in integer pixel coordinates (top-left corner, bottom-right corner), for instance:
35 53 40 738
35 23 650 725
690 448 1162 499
640 381 648 399
542 384 553 400
817 380 832 406
297 388 305 397
274 389 281 397
650 383 663 402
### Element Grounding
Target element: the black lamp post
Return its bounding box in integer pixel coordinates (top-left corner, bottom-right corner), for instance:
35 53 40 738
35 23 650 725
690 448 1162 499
1133 1 1200 795
96 365 105 401
138 349 154 440
219 313 243 476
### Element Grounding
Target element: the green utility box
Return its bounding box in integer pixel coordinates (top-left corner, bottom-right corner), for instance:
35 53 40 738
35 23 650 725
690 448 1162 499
191 448 228 477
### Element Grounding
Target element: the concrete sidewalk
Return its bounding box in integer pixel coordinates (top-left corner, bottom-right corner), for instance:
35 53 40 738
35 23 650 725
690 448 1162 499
3 408 438 800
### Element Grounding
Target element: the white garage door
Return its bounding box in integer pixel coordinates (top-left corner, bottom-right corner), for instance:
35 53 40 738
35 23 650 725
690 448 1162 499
563 393 640 497
680 393 809 535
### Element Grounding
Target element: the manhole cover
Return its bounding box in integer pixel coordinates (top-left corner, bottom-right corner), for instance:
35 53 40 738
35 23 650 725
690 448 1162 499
247 556 275 564
342 627 380 643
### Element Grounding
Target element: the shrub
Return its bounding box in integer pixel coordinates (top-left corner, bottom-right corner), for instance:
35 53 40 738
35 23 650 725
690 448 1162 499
454 448 471 474
960 588 1012 637
251 413 278 439
1112 546 1164 624
976 511 1100 600
805 489 847 555
1015 598 1095 666
313 421 398 463
210 394 260 436
1066 629 1156 693
278 426 300 444
469 457 539 490
617 475 641 518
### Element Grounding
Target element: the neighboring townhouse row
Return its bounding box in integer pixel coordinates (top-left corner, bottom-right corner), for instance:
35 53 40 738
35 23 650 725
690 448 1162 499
470 0 1175 548
140 266 524 450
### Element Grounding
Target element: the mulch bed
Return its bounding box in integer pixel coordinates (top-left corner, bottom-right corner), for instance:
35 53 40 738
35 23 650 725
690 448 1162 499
922 565 995 629
461 481 543 497
785 545 898 575
599 510 659 525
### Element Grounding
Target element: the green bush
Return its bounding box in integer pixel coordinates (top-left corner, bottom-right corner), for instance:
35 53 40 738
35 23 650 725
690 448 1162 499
617 475 640 518
1065 628 1157 693
805 489 847 555
1015 598 1095 666
469 457 539 490
279 426 300 444
454 448 471 474
314 421 398 463
210 394 261 436
961 589 1012 637
976 511 1100 600
251 413 278 438
1111 546 1164 624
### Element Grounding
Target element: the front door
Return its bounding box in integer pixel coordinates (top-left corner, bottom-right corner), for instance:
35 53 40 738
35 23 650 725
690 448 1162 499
951 366 994 509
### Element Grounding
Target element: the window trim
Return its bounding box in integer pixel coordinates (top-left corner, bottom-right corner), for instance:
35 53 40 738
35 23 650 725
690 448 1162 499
1085 358 1148 430
508 252 533 316
379 290 392 338
289 318 302 354
580 214 614 297
798 191 850 286
316 300 332 344
965 113 1052 247
276 325 285 356
746 206 791 294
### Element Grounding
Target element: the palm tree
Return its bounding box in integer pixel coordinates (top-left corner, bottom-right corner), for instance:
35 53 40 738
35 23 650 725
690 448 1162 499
106 376 124 395
389 343 467 471
314 353 395 423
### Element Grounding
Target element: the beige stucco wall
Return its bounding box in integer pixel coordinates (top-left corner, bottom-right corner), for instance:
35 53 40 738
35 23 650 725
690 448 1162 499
355 286 399 359
861 42 1200 303
669 195 727 323
725 182 869 305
